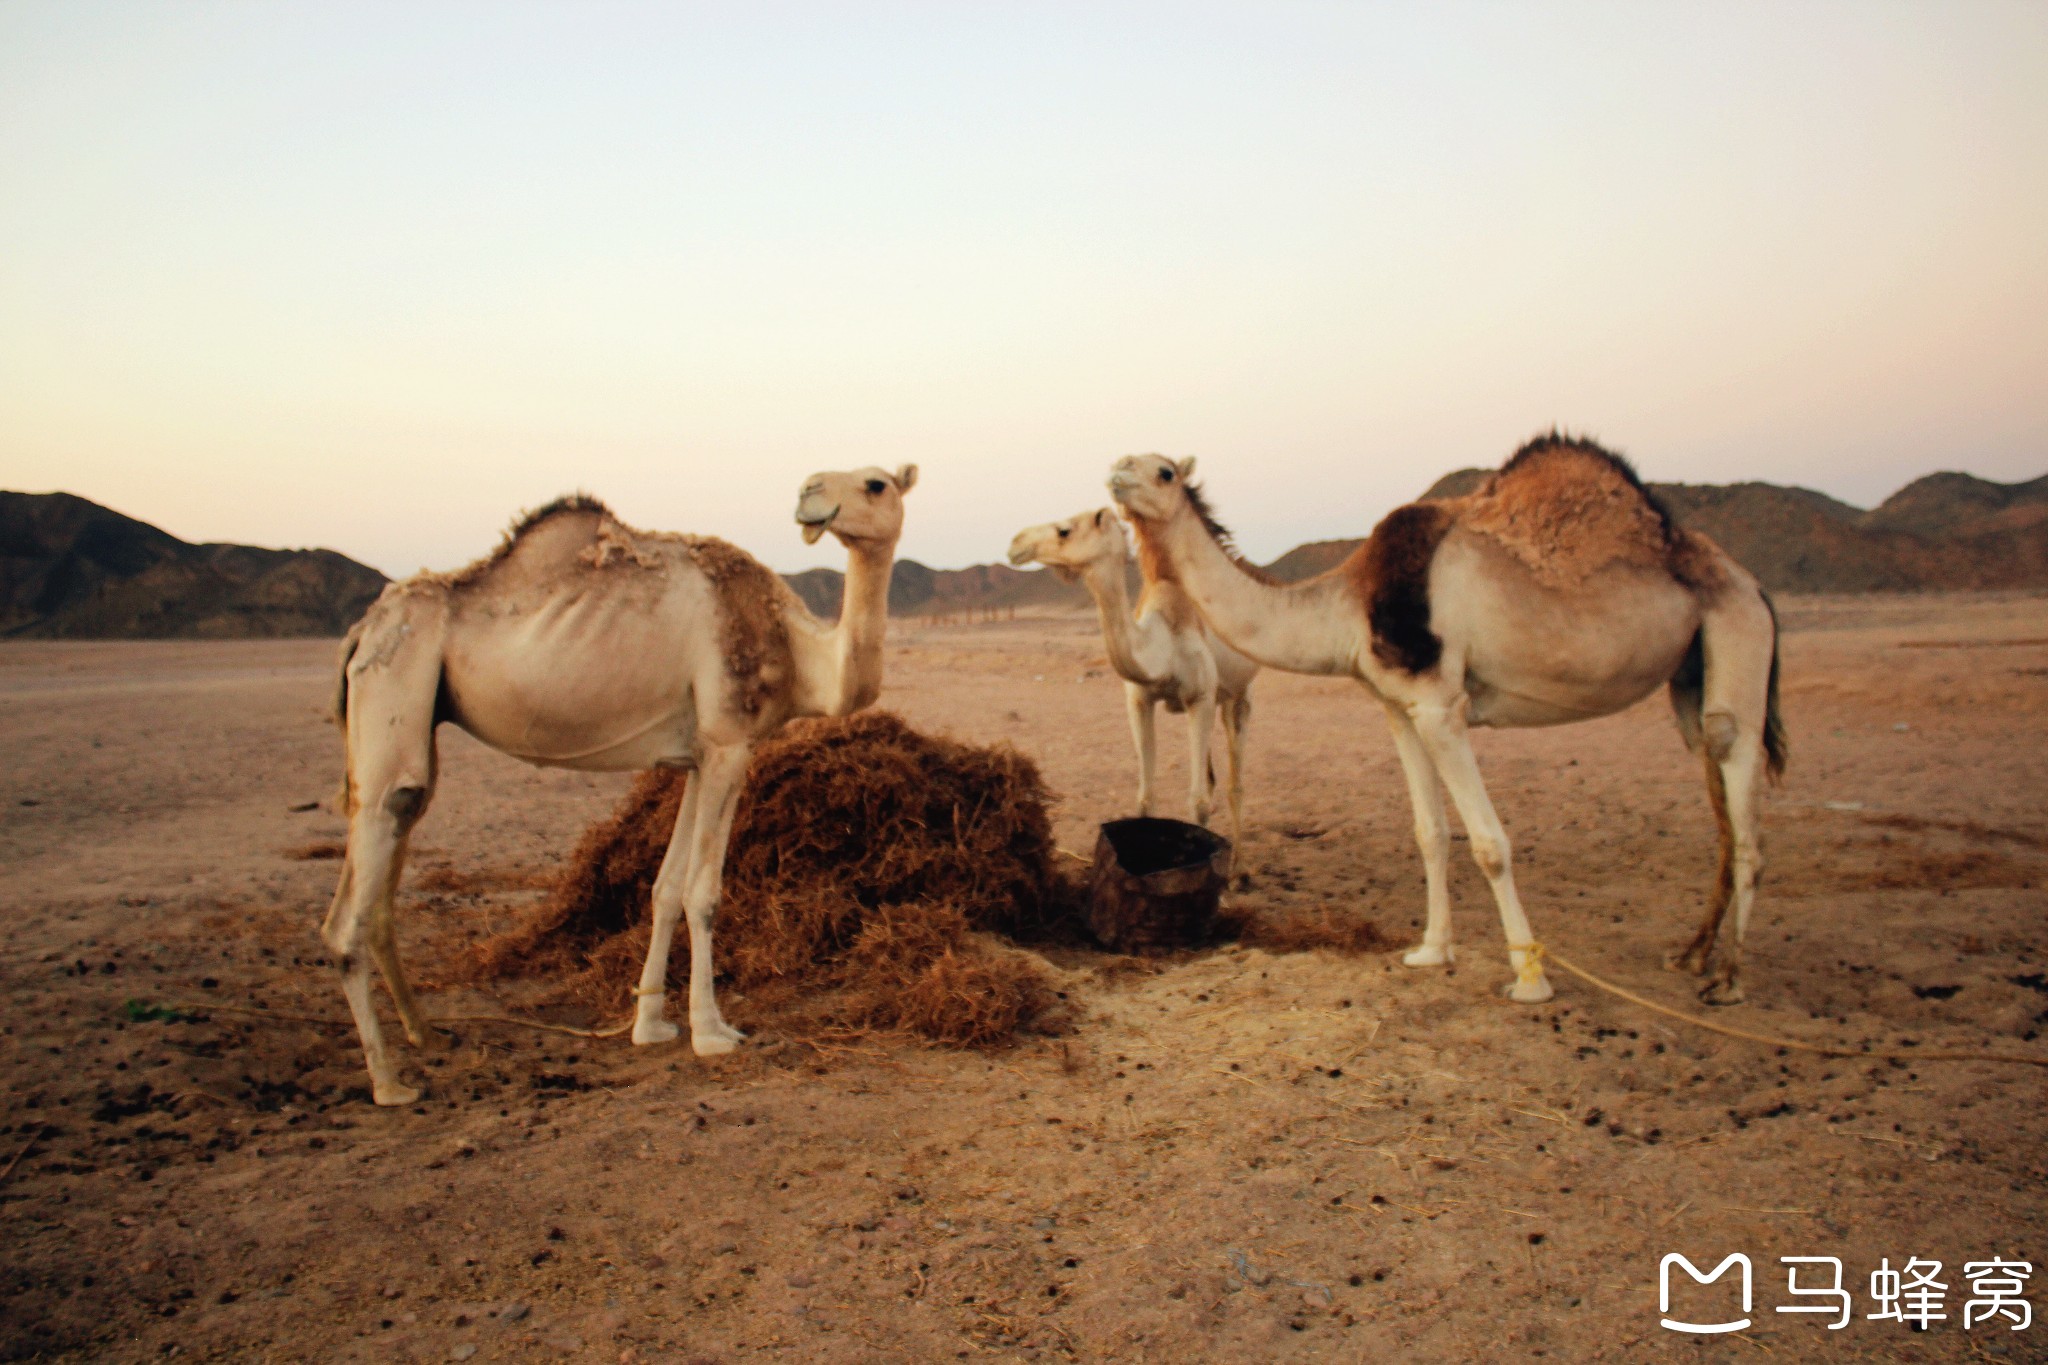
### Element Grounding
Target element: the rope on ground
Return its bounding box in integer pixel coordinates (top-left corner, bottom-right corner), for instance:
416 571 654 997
167 1000 636 1039
1542 947 2048 1069
0 1123 50 1190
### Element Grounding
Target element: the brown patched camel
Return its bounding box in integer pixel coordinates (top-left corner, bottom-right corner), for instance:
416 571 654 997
1007 507 1256 842
326 467 915 1104
1110 435 1785 1005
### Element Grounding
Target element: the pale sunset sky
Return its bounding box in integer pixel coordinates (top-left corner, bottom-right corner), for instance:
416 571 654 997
2 2 2043 577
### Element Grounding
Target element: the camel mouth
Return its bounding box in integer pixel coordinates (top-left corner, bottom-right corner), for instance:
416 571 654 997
796 506 839 544
1006 545 1035 567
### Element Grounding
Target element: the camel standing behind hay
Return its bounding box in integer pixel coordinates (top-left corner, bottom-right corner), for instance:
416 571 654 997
325 466 914 1104
1007 508 1256 843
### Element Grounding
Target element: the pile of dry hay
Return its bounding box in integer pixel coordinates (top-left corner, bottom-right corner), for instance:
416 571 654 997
470 712 1089 1046
469 711 1392 1047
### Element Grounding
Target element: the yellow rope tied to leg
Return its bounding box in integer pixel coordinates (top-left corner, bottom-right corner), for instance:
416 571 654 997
1509 940 1547 987
630 987 665 998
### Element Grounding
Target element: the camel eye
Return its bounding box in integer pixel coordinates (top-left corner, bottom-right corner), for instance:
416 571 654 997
1057 527 1070 539
1159 467 1174 483
865 479 887 495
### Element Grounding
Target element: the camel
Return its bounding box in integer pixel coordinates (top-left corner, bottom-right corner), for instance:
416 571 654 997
1008 507 1256 841
324 466 916 1104
1110 435 1786 1005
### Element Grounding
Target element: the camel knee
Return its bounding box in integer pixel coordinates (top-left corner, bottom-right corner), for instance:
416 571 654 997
1470 833 1510 880
383 784 430 833
1702 710 1739 764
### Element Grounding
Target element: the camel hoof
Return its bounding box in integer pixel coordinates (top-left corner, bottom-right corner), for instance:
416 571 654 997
1507 975 1555 1004
692 1029 743 1057
633 1018 680 1046
407 1024 450 1052
1699 977 1745 1007
372 1080 422 1107
1664 945 1711 976
1402 943 1453 968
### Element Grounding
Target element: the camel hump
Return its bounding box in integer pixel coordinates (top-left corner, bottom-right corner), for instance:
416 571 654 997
440 497 797 720
1455 433 1679 587
440 493 619 587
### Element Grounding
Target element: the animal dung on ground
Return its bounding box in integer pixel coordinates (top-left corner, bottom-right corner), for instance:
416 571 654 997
1087 817 1231 954
468 712 1088 1046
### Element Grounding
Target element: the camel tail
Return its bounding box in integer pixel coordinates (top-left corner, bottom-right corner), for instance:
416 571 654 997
1761 591 1788 783
331 621 365 816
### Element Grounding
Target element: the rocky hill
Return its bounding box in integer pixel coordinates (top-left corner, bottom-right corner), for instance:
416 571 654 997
1 492 389 639
784 557 1097 620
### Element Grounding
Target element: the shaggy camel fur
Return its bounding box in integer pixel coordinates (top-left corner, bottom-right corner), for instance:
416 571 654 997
1111 435 1785 1005
326 467 915 1104
1008 507 1255 842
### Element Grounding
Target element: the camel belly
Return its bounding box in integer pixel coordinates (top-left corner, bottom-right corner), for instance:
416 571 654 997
1430 529 1699 729
439 589 701 770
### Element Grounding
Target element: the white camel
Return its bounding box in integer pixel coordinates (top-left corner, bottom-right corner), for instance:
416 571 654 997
325 466 915 1104
1008 507 1255 843
1110 436 1785 1005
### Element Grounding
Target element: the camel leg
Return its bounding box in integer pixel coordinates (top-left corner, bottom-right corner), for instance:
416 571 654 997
1125 683 1157 816
631 769 705 1045
364 827 440 1050
634 748 750 1051
1385 705 1454 968
323 613 442 1106
1185 693 1216 827
1699 734 1765 1005
1409 701 1553 1002
1220 692 1250 848
679 744 751 1053
359 739 439 1051
1680 596 1775 1005
1665 756 1734 978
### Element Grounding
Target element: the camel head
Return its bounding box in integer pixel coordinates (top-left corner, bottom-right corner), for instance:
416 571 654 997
1007 507 1128 582
795 465 918 547
1107 453 1197 525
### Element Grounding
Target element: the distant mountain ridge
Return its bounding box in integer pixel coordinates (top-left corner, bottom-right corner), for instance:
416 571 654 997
10 468 2044 638
1 492 389 638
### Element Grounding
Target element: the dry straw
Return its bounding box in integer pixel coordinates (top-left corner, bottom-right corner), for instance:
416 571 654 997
467 712 1090 1046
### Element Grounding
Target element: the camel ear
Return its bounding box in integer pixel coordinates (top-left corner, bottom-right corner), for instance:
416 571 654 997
1175 456 1197 480
894 464 918 493
1093 508 1106 528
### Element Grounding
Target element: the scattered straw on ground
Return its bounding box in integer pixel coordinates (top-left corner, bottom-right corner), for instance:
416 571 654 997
1220 903 1392 956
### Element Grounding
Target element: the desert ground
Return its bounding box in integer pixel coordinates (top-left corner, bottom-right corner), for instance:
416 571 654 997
2 593 2046 1363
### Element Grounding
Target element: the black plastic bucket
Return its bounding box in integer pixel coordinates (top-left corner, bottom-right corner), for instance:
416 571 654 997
1086 816 1231 954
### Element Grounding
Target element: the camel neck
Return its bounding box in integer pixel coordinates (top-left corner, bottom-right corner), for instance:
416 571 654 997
828 539 894 714
1156 511 1358 676
1082 557 1170 685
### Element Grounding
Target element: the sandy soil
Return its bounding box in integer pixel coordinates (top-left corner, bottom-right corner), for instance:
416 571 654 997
2 594 2045 1363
